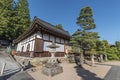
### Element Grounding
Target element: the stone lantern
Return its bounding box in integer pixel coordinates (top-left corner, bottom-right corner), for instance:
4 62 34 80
42 42 63 76
47 41 59 58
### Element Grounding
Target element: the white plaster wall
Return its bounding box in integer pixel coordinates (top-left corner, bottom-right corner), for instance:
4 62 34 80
16 43 21 52
31 40 35 51
43 41 51 51
56 43 64 52
16 34 35 52
43 41 64 52
37 31 42 39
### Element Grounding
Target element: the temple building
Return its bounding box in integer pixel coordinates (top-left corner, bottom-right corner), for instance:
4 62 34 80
14 17 71 57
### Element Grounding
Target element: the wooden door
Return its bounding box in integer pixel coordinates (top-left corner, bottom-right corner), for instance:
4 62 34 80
34 38 43 52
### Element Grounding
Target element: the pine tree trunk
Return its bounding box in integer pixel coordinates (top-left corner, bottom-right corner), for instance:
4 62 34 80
100 54 104 62
104 54 108 61
91 54 95 66
80 53 84 66
79 48 84 67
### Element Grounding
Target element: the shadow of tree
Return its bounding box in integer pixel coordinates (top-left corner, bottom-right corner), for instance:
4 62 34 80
6 71 35 80
97 63 120 80
74 66 102 80
0 70 20 80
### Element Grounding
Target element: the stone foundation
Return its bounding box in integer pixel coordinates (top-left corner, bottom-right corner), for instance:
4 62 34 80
14 56 68 67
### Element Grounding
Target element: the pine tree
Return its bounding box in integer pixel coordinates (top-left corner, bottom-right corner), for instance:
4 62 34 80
15 0 30 37
76 6 96 31
0 0 15 40
71 6 99 66
0 0 30 41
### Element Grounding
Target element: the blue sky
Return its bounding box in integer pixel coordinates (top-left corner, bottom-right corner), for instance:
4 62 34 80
28 0 120 44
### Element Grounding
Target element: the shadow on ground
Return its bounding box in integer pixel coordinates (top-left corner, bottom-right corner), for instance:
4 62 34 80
74 65 102 80
6 71 35 80
0 70 20 80
97 63 120 80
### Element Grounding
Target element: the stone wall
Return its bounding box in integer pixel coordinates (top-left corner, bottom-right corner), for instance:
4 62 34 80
14 56 68 67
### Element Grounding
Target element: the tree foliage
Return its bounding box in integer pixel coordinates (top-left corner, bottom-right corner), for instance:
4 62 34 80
0 0 30 41
55 24 64 31
15 0 30 33
76 6 96 30
106 47 119 60
70 6 99 65
96 40 109 54
0 0 15 38
71 6 99 53
115 41 120 54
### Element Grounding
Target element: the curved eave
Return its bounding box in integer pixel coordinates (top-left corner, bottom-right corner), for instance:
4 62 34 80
14 17 71 44
35 18 70 39
14 25 38 44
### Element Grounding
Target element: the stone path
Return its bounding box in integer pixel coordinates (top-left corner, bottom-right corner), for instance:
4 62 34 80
104 66 120 80
7 71 35 80
0 49 21 76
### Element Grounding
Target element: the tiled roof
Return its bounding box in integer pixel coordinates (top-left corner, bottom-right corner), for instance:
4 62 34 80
35 17 70 38
14 16 70 43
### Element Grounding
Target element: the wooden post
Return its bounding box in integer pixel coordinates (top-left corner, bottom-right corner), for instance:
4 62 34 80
1 62 6 76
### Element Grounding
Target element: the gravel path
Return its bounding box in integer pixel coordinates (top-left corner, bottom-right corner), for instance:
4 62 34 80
29 62 111 80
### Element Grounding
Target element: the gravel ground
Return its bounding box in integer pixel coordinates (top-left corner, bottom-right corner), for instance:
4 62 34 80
1 48 120 80
28 62 113 80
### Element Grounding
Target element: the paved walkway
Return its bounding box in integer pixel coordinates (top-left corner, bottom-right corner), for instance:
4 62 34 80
7 71 35 80
104 66 120 80
0 49 21 76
